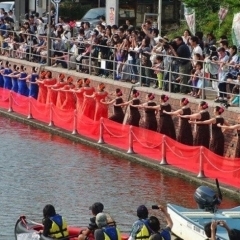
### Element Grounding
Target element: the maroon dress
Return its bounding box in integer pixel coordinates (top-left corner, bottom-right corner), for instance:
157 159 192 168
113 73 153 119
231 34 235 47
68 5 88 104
178 107 193 145
109 97 124 123
159 103 176 140
194 111 210 148
145 101 157 131
209 117 225 156
128 98 141 127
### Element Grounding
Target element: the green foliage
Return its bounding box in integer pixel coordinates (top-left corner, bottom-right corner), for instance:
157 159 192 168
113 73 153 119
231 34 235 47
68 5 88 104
59 2 92 21
183 0 240 40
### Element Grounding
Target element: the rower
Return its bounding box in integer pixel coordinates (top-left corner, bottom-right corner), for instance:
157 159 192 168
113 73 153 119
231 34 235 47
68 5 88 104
41 204 69 239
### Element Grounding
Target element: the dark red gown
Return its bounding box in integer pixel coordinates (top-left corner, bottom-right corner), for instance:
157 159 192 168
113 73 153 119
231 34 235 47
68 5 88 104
94 91 108 121
81 87 95 120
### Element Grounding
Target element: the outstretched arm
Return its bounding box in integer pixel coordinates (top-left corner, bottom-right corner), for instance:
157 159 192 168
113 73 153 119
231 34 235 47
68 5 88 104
163 108 183 116
179 112 200 120
189 118 216 125
217 123 240 130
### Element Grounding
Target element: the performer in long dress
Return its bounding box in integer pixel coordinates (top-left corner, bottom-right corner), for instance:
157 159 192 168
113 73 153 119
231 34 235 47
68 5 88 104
189 106 227 156
218 115 240 158
37 71 54 104
74 79 85 112
61 77 76 110
9 65 20 93
17 65 29 97
27 67 39 99
163 97 193 145
46 73 65 105
1 61 12 90
141 93 158 131
0 60 4 88
91 83 108 121
81 78 95 120
102 88 125 124
115 89 141 127
180 101 210 149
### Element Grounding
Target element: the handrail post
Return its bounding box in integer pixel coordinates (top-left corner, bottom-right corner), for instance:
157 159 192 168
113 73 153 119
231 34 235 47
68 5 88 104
201 61 205 99
197 146 206 178
160 135 168 165
8 90 13 112
127 125 135 154
27 96 33 119
48 103 54 127
98 117 105 144
72 109 78 135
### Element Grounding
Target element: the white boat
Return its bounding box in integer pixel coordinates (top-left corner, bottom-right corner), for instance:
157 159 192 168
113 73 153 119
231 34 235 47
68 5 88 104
167 180 240 240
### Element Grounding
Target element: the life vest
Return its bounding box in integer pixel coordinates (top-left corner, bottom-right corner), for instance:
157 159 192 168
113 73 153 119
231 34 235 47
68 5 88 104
102 226 121 240
49 214 69 239
135 219 153 240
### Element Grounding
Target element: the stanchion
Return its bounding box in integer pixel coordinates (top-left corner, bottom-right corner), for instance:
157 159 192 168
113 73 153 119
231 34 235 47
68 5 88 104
160 135 168 165
72 109 78 135
48 103 54 127
98 117 105 144
8 90 13 112
27 97 33 119
197 146 206 178
127 125 135 154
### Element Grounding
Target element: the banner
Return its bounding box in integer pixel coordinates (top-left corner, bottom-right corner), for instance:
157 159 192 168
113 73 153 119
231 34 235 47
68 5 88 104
183 4 196 35
106 0 119 25
185 12 196 35
232 13 240 47
218 6 228 26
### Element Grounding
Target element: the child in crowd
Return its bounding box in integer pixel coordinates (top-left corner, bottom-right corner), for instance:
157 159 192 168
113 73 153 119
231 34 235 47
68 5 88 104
152 55 164 89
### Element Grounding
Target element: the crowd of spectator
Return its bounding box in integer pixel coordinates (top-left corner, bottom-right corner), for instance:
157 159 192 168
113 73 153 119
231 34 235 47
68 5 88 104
0 9 240 106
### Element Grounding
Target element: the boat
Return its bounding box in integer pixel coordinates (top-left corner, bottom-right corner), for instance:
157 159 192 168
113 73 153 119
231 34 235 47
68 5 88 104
167 179 240 240
15 215 129 240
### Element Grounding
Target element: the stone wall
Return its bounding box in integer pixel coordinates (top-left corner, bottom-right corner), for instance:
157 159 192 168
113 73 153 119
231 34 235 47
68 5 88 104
2 56 240 158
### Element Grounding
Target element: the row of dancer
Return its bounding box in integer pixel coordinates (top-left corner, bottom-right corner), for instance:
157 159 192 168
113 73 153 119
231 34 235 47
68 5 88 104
1 63 239 157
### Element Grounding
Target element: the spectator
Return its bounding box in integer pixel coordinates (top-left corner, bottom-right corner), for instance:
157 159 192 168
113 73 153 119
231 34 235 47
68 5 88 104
169 36 191 94
84 22 91 39
126 19 133 29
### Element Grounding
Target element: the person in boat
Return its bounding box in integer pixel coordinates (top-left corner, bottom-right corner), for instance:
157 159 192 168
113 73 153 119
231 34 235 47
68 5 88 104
41 204 69 239
94 213 121 240
78 202 115 240
147 205 173 240
128 205 152 240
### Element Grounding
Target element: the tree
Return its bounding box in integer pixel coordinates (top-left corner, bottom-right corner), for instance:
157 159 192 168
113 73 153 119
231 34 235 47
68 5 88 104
183 0 240 39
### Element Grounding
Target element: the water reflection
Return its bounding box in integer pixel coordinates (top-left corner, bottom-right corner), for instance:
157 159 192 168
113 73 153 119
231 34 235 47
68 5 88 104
0 118 238 239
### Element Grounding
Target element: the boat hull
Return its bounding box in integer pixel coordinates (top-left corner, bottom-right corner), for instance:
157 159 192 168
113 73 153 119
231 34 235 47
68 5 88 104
167 203 240 240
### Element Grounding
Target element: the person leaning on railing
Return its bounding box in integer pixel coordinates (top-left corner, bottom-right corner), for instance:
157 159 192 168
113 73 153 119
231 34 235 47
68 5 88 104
169 36 191 94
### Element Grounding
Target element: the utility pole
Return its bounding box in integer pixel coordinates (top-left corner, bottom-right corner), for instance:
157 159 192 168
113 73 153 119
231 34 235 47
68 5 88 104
158 0 162 36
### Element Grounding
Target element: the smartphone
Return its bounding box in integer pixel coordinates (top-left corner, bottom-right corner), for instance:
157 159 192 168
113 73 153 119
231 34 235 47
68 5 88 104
152 205 159 209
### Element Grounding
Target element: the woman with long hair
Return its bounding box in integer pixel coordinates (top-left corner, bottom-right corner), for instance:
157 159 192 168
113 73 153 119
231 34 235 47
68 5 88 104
189 106 227 156
180 101 210 148
164 97 193 145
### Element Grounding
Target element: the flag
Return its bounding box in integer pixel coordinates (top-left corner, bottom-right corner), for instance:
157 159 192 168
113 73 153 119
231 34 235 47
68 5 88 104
185 12 196 35
232 13 240 47
218 6 228 24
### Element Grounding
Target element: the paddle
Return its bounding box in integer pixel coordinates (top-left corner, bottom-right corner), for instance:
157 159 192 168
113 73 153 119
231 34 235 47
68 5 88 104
216 178 223 201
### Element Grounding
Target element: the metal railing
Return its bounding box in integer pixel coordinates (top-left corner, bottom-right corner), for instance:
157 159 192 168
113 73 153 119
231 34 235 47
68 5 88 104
0 28 240 105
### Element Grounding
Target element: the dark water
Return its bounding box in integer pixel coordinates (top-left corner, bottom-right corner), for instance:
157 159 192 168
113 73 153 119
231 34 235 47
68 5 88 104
0 117 239 240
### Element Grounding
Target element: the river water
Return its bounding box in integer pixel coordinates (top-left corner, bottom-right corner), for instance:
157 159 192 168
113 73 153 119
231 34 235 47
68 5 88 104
0 117 239 240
